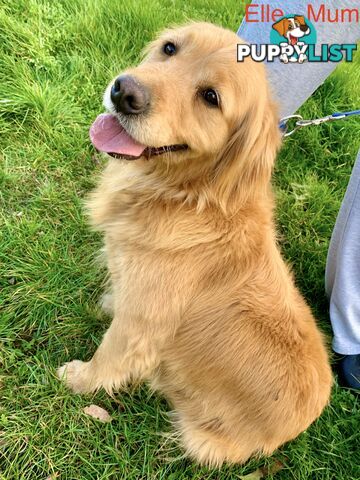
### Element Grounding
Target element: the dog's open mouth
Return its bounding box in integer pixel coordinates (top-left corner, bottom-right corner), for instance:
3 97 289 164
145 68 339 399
289 34 298 46
90 113 188 160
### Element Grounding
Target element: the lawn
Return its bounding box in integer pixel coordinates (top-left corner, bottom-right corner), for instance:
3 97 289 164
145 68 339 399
0 0 359 479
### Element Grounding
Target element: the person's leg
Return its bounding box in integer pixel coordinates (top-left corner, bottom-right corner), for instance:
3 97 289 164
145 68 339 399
325 151 360 388
239 1 360 388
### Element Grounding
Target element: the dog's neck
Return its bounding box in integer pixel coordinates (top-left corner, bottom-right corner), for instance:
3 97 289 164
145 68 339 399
124 155 275 218
87 156 276 259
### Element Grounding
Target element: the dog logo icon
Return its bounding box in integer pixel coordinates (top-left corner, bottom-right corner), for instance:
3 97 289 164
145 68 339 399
272 15 311 63
238 15 354 64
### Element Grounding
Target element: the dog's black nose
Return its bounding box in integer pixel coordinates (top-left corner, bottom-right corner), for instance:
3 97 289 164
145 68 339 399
300 24 309 32
110 75 150 115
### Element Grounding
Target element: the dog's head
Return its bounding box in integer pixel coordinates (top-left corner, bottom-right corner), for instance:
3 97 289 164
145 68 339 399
90 23 280 208
272 16 310 45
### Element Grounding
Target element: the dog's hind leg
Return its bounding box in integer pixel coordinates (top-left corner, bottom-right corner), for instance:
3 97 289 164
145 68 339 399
175 416 256 467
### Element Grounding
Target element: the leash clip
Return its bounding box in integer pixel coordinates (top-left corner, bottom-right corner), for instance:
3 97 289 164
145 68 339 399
279 110 359 137
280 114 336 136
296 114 342 128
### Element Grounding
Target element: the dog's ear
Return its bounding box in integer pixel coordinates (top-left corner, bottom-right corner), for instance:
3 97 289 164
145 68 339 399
294 15 306 25
212 96 281 212
272 18 288 37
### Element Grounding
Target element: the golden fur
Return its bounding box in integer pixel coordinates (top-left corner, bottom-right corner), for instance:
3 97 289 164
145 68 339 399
58 22 332 466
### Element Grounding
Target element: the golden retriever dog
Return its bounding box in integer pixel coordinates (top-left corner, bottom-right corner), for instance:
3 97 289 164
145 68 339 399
58 22 332 466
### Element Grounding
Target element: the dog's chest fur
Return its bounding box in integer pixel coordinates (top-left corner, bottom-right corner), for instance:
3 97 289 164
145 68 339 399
86 160 270 302
88 160 266 255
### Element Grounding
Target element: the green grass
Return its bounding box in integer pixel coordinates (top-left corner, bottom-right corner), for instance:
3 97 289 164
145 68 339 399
1 0 359 478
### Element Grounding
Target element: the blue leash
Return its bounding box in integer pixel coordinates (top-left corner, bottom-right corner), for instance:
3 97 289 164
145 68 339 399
280 109 360 137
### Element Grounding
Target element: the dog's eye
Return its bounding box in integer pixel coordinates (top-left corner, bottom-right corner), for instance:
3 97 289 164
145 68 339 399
202 89 219 107
288 24 293 30
163 42 176 56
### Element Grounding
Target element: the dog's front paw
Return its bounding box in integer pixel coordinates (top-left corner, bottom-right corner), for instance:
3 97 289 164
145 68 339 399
298 53 307 63
280 54 289 63
57 360 94 394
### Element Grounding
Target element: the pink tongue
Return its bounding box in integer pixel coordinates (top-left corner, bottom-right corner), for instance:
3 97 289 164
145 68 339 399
89 113 146 157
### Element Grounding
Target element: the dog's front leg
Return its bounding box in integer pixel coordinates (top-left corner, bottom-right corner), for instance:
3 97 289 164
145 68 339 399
58 245 191 395
58 313 165 394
